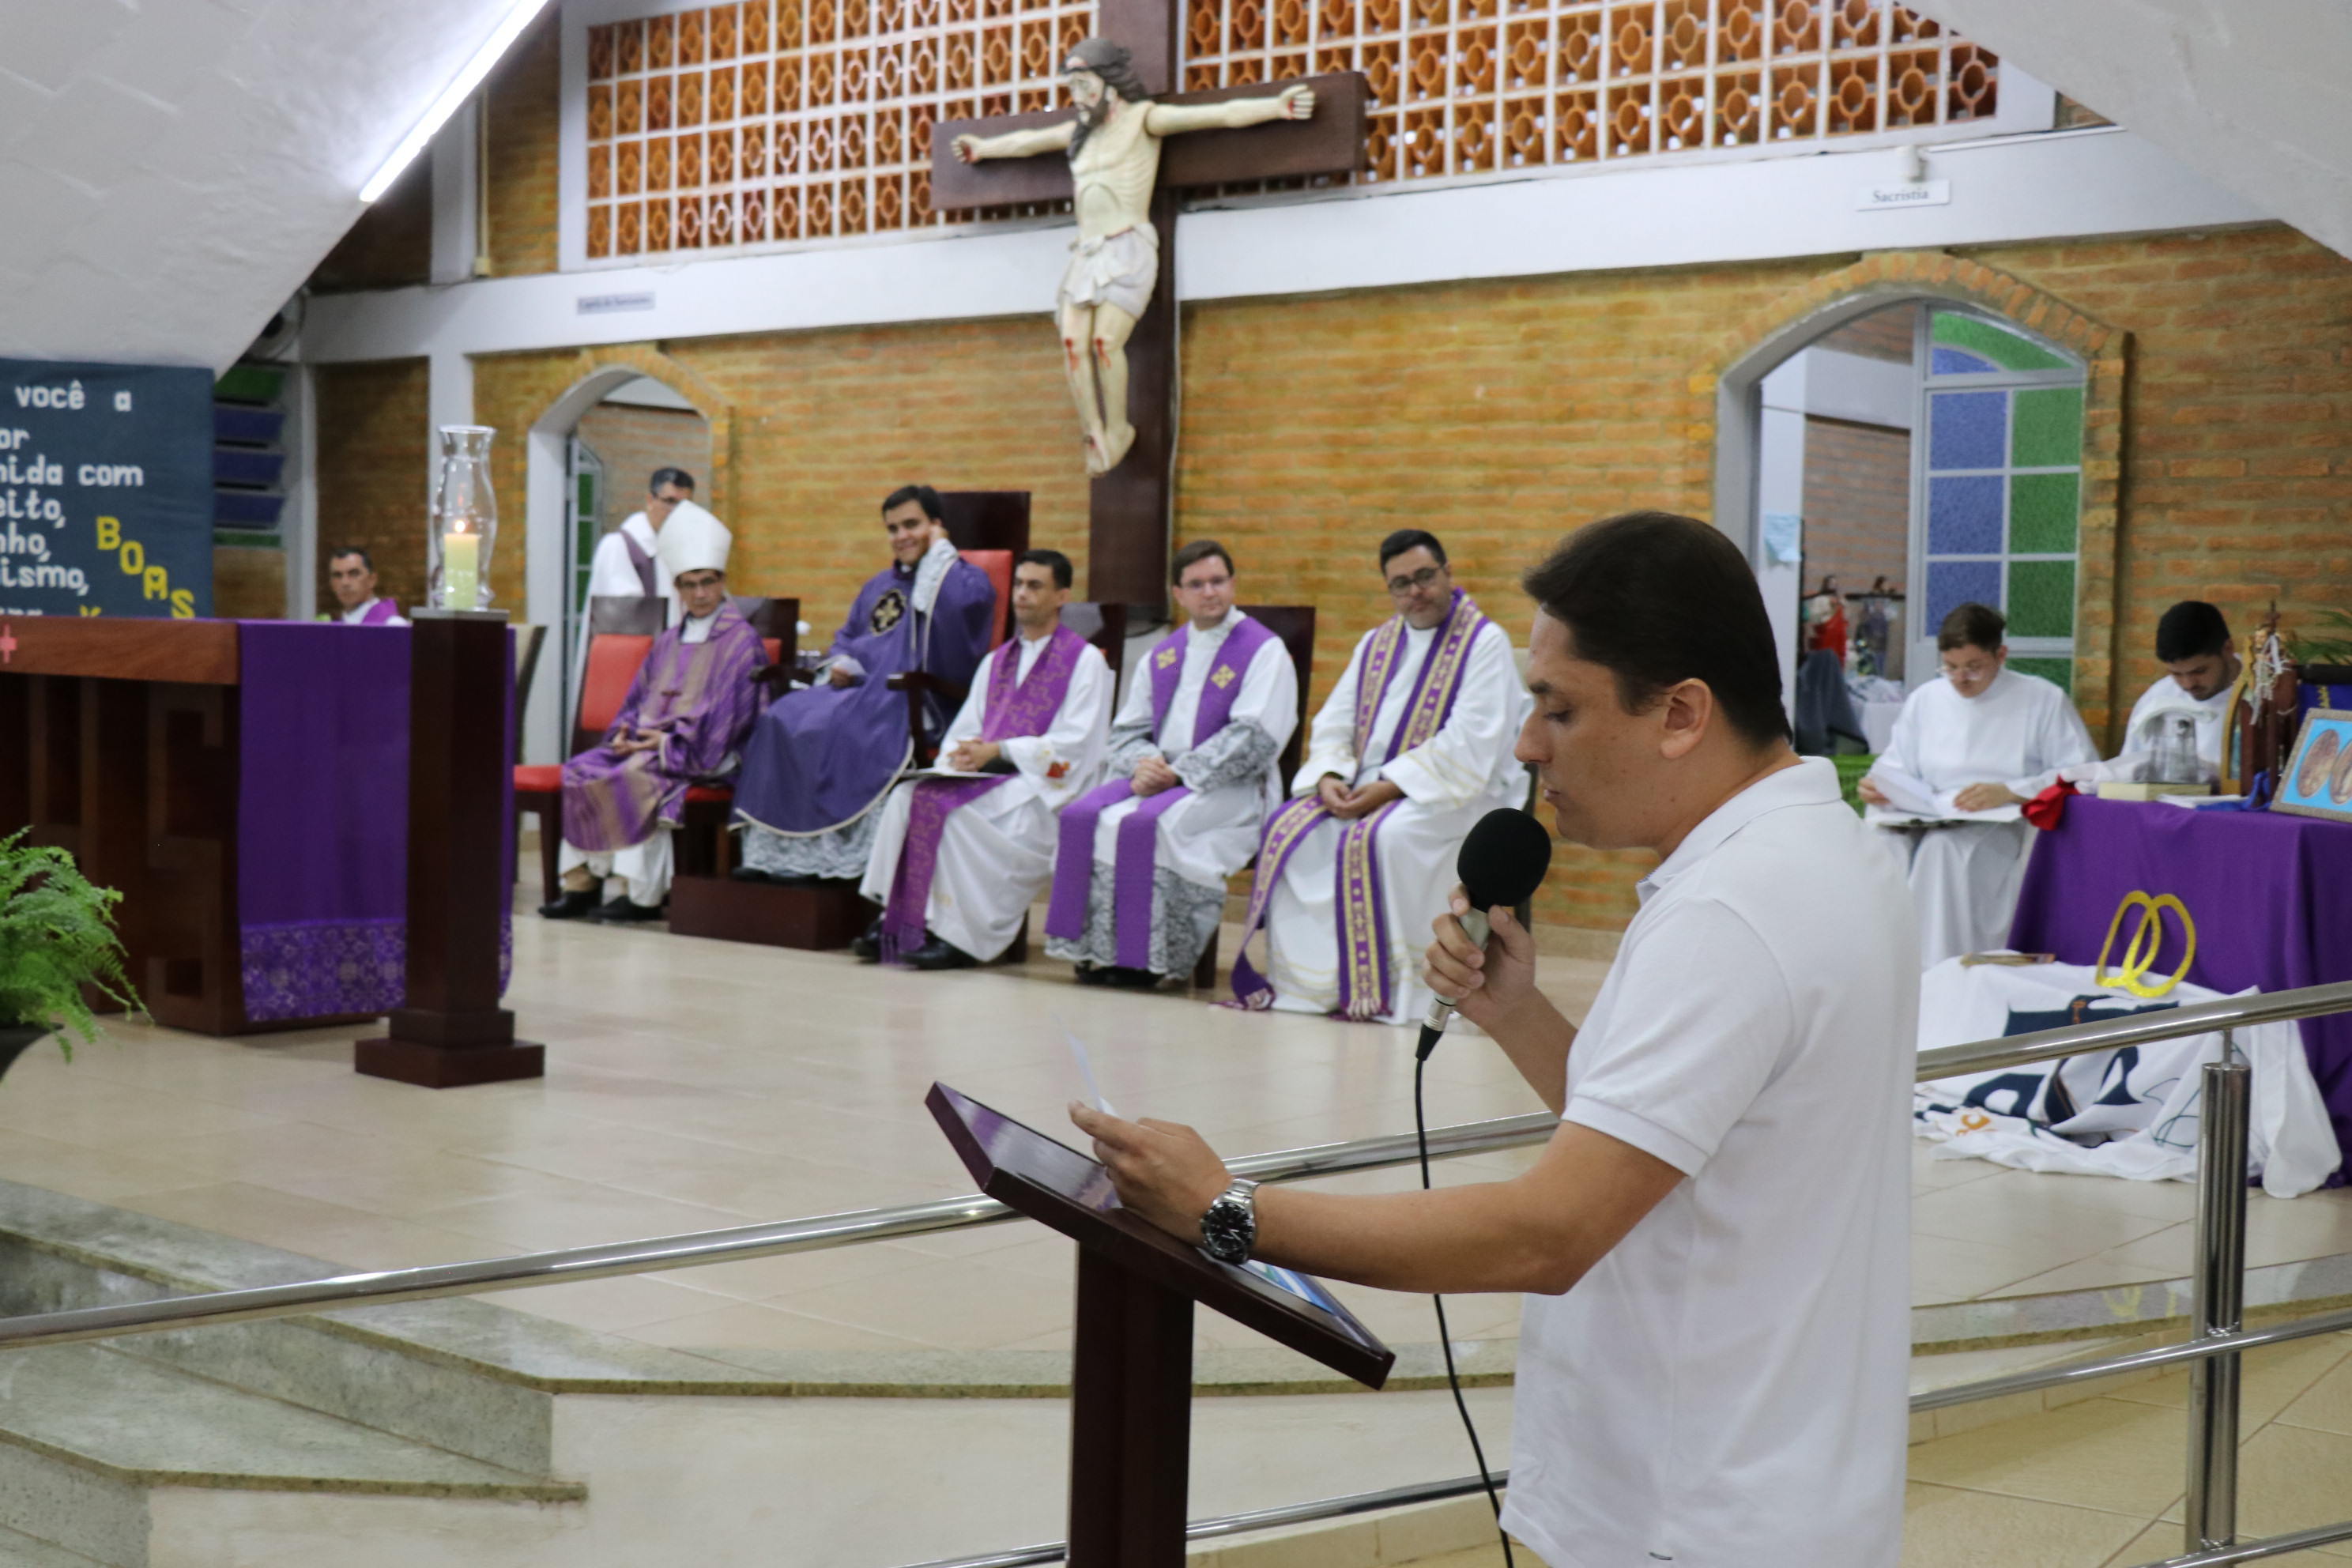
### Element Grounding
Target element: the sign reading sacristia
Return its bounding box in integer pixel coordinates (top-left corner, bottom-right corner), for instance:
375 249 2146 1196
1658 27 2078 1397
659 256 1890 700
0 359 213 619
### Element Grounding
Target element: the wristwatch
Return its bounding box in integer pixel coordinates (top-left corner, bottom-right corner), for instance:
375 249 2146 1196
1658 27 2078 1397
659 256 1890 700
1198 1178 1260 1265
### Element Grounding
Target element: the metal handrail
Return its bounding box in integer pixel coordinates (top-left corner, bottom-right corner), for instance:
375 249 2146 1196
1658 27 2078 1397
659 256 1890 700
1915 978 2352 1080
0 1111 1558 1352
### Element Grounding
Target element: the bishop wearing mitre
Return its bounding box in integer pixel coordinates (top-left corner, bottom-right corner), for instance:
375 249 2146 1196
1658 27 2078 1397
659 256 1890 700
854 549 1114 968
1044 541 1298 988
542 504 768 923
1231 530 1530 1024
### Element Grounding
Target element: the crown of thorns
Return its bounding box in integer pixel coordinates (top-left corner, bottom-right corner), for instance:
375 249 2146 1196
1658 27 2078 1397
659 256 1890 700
1061 38 1152 100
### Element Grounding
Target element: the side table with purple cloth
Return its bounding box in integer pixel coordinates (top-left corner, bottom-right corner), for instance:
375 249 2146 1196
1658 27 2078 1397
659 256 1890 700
2008 797 2352 1175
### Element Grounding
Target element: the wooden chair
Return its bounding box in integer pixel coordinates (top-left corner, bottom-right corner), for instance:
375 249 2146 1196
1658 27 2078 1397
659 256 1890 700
510 624 547 766
937 489 1031 646
1060 601 1130 687
1190 605 1317 989
677 597 799 880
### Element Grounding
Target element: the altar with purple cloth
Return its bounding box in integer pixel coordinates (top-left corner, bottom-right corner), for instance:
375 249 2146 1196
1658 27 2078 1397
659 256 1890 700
2010 797 2352 1175
0 616 509 1035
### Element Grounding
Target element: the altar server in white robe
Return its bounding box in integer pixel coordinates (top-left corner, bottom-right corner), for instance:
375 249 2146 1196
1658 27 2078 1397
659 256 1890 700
1044 541 1298 988
574 468 695 671
855 550 1114 968
2097 600 2241 783
1861 601 2097 965
1233 530 1529 1023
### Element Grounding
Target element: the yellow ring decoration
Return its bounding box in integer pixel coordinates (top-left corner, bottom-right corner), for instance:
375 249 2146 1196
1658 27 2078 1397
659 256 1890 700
2094 891 2196 999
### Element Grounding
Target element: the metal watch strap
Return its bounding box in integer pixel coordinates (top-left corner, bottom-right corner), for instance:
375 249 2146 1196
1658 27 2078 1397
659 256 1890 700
1199 1178 1259 1265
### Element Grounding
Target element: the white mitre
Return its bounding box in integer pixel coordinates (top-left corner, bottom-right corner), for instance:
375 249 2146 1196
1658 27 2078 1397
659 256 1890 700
656 499 731 582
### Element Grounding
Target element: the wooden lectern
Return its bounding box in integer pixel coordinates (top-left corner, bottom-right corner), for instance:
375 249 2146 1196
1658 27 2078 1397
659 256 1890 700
928 1084 1393 1565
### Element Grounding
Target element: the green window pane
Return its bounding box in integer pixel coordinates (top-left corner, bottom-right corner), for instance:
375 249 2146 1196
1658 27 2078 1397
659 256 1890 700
2011 386 2084 467
1932 311 2074 373
2007 560 2076 639
2009 472 2080 554
2009 656 2073 695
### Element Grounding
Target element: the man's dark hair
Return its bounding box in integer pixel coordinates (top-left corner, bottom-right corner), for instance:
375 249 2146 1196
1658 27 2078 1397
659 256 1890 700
1521 511 1787 750
2157 600 2232 663
1065 39 1155 156
881 484 946 523
327 546 373 571
1016 548 1075 590
1378 529 1447 572
1937 602 2007 653
1171 538 1235 586
649 467 695 494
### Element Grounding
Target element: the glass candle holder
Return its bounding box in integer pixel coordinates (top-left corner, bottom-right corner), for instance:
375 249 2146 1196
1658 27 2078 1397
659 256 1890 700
428 425 499 610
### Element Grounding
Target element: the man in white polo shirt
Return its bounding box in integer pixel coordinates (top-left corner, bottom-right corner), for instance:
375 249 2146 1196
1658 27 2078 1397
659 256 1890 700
1075 511 1917 1568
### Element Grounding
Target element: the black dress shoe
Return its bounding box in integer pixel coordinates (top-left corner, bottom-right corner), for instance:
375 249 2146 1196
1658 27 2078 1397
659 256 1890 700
539 888 601 920
586 897 664 924
729 865 778 884
903 935 978 971
1101 966 1160 990
850 916 885 963
1072 963 1107 987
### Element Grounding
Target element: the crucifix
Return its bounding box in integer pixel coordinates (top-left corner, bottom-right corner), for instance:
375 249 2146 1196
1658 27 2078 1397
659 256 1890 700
930 9 1367 611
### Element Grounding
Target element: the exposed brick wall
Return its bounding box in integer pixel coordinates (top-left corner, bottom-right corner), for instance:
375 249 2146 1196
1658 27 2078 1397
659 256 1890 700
211 545 285 620
318 223 2352 934
485 6 560 277
1800 415 1910 596
314 358 431 614
575 402 714 536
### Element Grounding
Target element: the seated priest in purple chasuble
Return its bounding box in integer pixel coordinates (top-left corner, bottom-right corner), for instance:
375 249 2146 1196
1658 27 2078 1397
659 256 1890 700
734 485 998 882
543 506 769 924
1231 530 1531 1025
856 548 1115 969
1046 541 1298 989
320 546 406 626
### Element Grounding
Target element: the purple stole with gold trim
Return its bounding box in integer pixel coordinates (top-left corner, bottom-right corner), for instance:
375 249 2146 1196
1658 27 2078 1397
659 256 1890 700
1045 615 1277 971
1230 590 1491 1018
881 625 1087 961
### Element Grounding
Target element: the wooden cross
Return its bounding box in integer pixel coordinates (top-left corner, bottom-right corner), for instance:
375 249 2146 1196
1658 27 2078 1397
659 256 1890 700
929 6 1367 612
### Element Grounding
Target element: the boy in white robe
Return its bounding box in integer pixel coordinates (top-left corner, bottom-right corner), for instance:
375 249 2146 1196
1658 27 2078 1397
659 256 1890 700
855 550 1114 967
2079 600 2241 785
1235 530 1530 1024
1861 601 2098 965
574 468 695 673
1044 541 1298 988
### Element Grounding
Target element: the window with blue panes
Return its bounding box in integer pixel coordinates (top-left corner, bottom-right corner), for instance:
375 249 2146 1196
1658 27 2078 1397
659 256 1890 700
1917 310 2086 692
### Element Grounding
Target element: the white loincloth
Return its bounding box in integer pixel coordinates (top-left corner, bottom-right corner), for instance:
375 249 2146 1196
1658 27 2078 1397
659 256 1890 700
1057 224 1159 319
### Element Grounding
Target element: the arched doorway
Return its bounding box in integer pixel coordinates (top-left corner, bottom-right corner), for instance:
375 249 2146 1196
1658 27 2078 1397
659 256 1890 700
1717 295 2090 752
520 365 717 763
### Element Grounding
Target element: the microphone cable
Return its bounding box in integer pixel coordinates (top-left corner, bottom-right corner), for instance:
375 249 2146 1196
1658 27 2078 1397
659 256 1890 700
1415 1050 1513 1568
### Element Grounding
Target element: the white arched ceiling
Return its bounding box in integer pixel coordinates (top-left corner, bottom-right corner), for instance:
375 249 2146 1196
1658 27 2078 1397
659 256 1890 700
0 0 538 371
1919 0 2352 259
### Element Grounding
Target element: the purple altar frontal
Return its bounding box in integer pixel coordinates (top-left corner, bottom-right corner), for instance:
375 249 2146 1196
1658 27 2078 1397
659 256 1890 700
2010 797 2352 1177
236 622 511 1027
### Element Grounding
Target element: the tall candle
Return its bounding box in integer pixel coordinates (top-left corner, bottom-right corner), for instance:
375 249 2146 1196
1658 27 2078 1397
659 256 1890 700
443 531 480 609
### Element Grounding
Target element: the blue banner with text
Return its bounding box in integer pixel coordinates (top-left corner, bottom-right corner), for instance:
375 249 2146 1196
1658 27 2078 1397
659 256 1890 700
0 359 214 618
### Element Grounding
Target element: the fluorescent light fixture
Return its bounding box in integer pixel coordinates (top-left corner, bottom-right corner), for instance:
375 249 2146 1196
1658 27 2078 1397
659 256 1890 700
360 0 556 203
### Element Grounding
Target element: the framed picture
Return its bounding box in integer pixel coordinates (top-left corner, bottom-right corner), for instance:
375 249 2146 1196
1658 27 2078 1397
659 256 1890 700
2275 708 2352 824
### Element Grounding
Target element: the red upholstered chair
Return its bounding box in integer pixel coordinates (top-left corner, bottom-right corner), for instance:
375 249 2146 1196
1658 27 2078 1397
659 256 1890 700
515 631 658 904
886 551 1014 767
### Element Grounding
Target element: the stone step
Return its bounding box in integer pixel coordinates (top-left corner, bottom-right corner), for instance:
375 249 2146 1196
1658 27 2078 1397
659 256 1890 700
0 1344 579 1568
0 1525 105 1568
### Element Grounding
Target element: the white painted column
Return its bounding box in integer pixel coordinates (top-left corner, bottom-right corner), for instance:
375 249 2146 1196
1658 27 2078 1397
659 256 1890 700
523 424 569 764
1756 352 1809 719
282 362 318 620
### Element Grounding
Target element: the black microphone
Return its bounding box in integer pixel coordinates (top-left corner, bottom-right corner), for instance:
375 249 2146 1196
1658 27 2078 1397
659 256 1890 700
1416 808 1554 1061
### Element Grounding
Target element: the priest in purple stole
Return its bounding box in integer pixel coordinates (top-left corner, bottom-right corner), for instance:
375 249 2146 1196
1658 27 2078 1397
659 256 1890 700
857 550 1115 967
1046 541 1298 988
733 485 998 883
544 506 769 923
1228 530 1531 1023
322 547 407 625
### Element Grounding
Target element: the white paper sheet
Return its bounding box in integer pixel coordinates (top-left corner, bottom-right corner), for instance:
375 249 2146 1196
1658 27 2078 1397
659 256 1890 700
1863 765 2024 825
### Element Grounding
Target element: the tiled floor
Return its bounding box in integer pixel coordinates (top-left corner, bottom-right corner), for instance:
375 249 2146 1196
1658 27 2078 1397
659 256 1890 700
6 886 2351 1363
1408 1331 2352 1566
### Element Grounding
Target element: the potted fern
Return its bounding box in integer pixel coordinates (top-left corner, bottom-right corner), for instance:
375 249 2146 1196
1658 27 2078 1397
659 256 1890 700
0 831 139 1070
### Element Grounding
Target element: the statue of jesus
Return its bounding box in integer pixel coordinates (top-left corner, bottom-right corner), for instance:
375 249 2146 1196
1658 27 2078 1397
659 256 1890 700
955 40 1314 477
